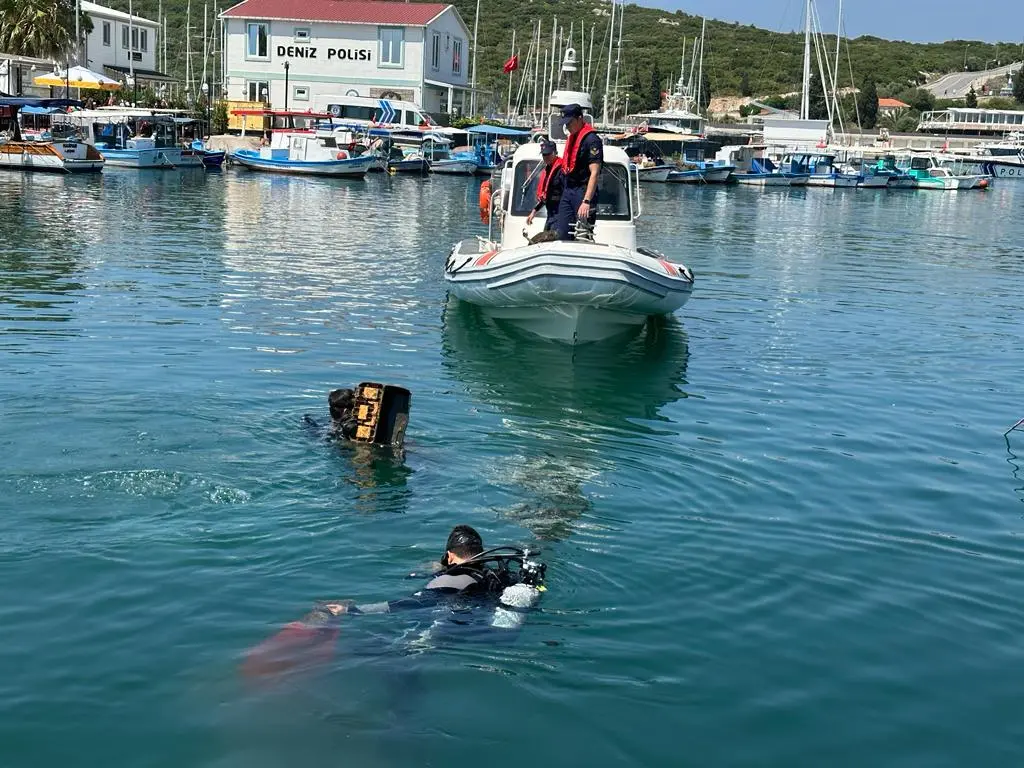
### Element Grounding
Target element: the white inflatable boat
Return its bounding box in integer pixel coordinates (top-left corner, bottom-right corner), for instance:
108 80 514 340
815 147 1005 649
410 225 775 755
445 133 694 344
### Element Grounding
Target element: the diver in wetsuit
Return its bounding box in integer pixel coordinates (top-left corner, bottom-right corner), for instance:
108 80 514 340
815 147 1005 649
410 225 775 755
242 526 545 679
319 525 545 625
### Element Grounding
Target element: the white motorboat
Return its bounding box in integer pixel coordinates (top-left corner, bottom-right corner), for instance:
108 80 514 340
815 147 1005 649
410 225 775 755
0 97 104 173
636 164 673 182
445 120 693 342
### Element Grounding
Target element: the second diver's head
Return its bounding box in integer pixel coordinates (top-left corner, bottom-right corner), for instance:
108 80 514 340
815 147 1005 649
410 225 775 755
328 388 355 421
444 524 484 566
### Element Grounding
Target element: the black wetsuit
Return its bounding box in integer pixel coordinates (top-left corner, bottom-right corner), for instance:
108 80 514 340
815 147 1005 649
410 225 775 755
352 564 515 616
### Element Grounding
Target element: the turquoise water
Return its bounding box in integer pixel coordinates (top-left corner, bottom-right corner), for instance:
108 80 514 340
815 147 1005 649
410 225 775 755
1 169 1022 766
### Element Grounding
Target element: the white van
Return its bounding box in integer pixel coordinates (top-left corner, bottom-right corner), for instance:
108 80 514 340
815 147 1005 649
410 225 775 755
311 94 436 130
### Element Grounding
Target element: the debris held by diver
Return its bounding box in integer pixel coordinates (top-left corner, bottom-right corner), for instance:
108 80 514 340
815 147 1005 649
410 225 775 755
304 382 411 448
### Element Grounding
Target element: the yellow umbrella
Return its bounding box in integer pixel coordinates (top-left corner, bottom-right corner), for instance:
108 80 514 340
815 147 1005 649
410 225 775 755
34 65 122 91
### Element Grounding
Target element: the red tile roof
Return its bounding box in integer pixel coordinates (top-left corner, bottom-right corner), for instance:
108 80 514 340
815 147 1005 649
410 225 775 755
222 0 450 25
878 98 910 109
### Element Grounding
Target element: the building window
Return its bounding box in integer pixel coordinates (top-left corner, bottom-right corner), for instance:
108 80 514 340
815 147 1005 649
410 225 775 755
247 22 269 59
452 38 462 75
122 26 128 49
379 26 404 67
293 85 309 101
294 27 310 42
247 80 270 102
102 21 111 46
130 27 138 50
431 32 440 70
140 29 148 51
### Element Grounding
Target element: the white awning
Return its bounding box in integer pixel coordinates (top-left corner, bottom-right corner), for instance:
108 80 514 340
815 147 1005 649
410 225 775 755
423 79 472 91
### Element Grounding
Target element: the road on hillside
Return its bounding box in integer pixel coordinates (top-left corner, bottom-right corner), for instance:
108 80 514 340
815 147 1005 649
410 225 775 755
923 61 1022 98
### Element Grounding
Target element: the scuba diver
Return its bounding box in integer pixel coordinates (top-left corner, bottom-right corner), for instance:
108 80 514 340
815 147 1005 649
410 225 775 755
242 525 546 679
303 384 410 446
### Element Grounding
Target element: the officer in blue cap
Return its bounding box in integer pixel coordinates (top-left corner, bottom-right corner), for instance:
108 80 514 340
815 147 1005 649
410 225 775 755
555 103 603 240
526 140 565 231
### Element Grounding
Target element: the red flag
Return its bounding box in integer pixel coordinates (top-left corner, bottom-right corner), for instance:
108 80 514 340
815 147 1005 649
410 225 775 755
503 54 519 74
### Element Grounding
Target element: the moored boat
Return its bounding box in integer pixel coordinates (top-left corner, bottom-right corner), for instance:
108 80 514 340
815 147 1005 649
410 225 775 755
231 131 374 176
717 145 791 186
445 74 694 345
0 97 104 173
636 164 673 182
666 167 705 183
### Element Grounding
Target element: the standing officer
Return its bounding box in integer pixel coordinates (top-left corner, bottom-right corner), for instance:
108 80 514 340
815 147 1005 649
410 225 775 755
526 140 565 231
555 103 603 240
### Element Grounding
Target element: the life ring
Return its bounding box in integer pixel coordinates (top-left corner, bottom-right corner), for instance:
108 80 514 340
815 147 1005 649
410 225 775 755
478 179 492 224
336 150 349 160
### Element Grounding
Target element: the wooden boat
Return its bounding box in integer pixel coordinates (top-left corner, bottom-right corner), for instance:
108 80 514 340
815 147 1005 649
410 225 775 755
0 97 104 173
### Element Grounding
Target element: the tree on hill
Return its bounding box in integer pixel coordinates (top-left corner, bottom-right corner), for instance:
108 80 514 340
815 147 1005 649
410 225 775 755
857 79 879 129
740 71 752 97
1013 70 1024 105
648 63 663 111
808 71 829 119
965 85 978 108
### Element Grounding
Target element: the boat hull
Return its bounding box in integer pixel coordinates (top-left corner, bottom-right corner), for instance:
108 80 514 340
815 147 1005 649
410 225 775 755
231 149 372 176
857 175 890 189
702 166 733 183
0 141 104 173
444 239 694 344
667 169 705 183
430 159 478 175
637 165 672 182
99 147 184 168
388 158 430 174
733 173 791 186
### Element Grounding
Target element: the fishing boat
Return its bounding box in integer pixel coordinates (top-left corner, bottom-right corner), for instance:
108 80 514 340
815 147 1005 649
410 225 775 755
717 145 792 186
232 131 374 177
55 110 190 168
782 153 860 187
457 125 531 176
444 64 694 345
681 143 735 182
189 139 226 168
666 167 706 184
0 97 104 173
898 154 988 190
423 135 477 175
636 163 673 182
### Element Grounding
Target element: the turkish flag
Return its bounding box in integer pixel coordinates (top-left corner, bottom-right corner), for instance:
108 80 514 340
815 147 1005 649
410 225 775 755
503 54 519 74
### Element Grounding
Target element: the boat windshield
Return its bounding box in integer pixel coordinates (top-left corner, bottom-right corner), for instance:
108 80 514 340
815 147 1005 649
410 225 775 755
510 160 632 220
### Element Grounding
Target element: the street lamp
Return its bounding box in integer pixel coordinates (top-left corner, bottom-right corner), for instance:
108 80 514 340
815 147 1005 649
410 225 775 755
283 60 290 111
201 81 209 137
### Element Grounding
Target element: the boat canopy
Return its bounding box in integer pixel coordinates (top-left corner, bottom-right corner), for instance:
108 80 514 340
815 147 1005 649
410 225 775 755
21 105 65 114
0 97 82 110
466 125 532 137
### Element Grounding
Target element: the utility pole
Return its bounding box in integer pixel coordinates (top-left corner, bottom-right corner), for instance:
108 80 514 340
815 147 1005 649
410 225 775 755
469 0 480 115
602 0 615 126
800 0 811 119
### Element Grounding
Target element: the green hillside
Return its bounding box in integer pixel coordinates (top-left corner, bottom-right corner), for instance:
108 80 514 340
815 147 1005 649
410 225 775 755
60 0 1024 109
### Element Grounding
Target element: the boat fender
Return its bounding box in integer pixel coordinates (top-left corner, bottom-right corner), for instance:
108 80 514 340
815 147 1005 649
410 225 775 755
336 150 349 160
479 179 492 224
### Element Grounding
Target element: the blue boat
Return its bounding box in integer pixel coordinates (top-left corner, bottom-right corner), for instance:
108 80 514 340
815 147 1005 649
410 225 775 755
666 167 706 183
781 153 860 188
231 133 374 177
190 139 225 169
458 124 532 175
63 111 187 168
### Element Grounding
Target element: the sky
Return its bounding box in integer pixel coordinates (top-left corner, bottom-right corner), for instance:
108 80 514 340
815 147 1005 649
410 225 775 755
636 0 1024 44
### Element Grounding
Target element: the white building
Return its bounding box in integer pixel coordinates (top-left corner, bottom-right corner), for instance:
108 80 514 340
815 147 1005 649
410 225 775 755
81 1 169 87
219 0 471 114
0 53 53 97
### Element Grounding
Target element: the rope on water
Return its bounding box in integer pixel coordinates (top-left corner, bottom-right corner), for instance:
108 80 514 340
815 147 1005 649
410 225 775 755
1005 418 1024 437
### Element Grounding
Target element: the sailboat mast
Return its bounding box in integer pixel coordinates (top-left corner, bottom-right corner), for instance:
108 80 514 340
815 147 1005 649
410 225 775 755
548 18 557 106
587 24 595 91
801 0 812 119
696 17 705 115
507 29 516 117
602 0 616 125
185 0 192 101
612 0 623 121
469 0 480 114
202 1 208 89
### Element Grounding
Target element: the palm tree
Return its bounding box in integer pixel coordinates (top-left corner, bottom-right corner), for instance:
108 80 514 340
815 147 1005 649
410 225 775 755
0 0 90 61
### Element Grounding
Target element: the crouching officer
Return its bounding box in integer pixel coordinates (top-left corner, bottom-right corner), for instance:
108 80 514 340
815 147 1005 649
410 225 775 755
555 103 603 240
526 140 565 231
